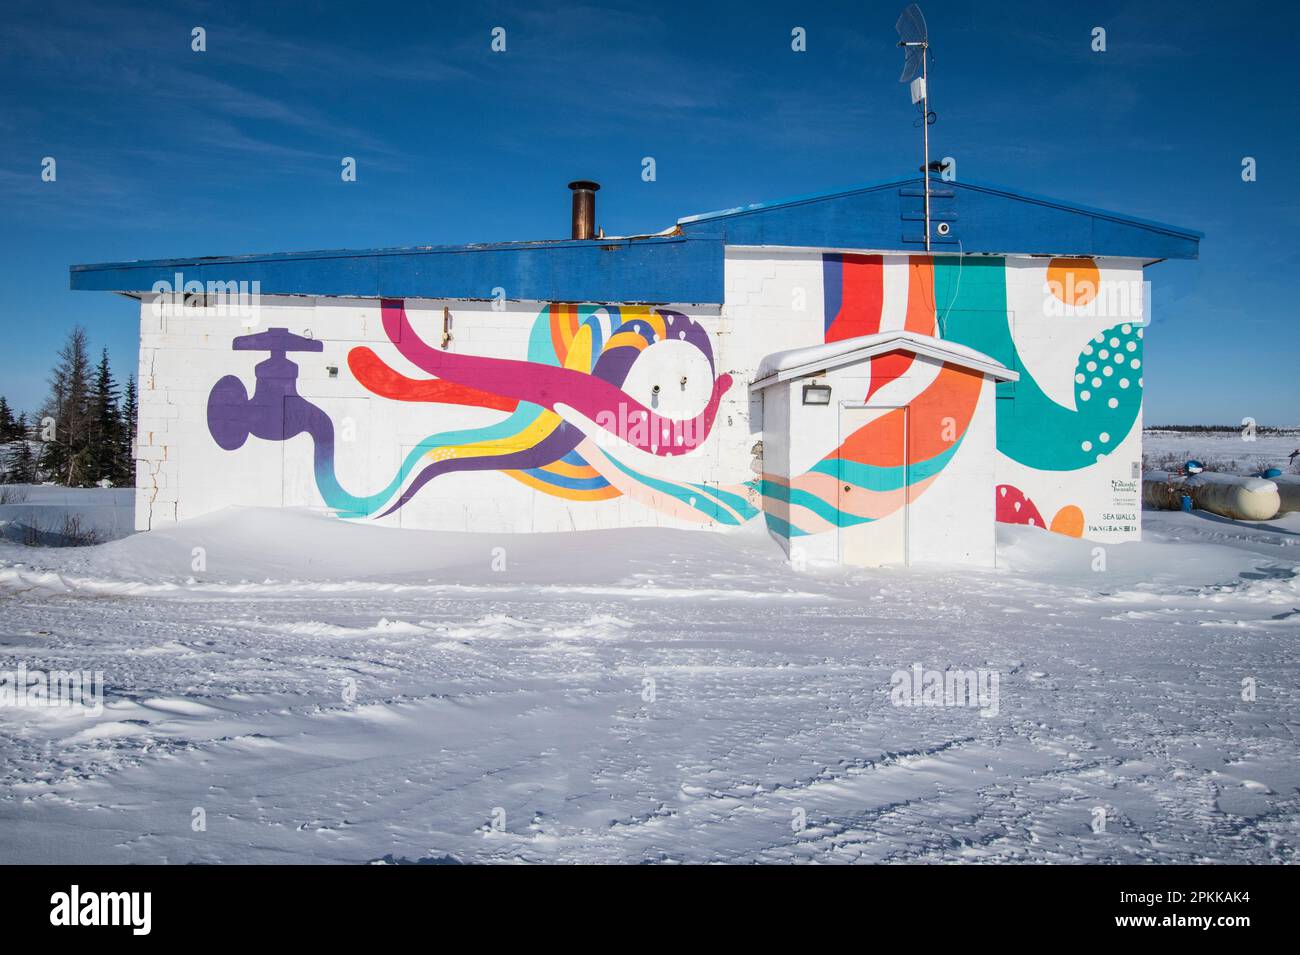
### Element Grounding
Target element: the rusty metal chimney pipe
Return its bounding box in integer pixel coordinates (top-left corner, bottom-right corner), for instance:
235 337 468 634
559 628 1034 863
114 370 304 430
568 180 600 240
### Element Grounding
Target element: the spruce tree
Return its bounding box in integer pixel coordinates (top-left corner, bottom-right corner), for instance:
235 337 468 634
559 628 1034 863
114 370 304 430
118 374 138 486
89 348 121 484
0 401 12 483
39 326 94 487
0 396 15 442
13 414 36 484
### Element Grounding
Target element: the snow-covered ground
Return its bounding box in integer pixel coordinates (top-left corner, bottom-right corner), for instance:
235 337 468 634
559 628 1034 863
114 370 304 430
0 484 135 545
1143 428 1300 475
1 495 1297 864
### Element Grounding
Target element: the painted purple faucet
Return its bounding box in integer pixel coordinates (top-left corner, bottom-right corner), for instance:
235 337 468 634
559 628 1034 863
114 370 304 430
207 327 333 451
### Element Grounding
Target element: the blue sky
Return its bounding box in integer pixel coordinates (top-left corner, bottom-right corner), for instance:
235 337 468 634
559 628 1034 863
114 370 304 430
1 0 1295 423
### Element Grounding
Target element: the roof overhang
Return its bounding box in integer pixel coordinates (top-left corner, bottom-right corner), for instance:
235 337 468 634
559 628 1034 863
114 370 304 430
680 177 1201 261
70 176 1201 301
750 330 1019 393
69 234 726 306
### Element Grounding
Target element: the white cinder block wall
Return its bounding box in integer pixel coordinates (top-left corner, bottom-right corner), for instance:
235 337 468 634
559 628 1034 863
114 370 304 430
137 294 752 533
134 248 1146 547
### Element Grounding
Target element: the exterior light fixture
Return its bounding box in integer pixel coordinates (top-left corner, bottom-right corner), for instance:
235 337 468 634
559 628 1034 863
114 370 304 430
802 383 832 405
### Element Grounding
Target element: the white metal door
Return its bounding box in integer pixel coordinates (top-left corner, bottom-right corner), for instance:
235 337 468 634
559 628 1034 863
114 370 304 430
837 404 908 567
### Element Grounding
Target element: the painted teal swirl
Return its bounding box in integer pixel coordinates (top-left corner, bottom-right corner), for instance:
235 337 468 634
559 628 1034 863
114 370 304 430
934 257 1143 472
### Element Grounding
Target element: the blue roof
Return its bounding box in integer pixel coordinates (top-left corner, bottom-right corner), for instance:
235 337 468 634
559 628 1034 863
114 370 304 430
70 177 1200 305
676 176 1202 256
71 235 724 305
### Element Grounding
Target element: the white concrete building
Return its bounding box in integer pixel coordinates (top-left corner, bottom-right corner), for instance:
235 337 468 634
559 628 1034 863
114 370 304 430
72 177 1201 566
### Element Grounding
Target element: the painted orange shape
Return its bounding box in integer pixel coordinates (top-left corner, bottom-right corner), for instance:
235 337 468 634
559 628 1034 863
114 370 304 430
1049 504 1084 538
1047 257 1100 307
347 346 519 412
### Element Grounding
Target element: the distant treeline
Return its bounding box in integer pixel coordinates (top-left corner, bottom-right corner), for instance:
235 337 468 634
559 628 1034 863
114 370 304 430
0 326 137 487
1146 424 1298 434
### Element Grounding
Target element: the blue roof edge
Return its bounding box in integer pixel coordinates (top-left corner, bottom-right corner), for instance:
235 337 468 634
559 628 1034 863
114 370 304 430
70 175 1202 299
678 175 1204 241
70 233 727 305
69 233 691 276
677 176 915 225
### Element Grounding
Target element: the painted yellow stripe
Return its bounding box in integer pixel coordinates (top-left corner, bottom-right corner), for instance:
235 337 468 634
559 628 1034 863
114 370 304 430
565 321 593 371
539 458 601 479
505 469 623 501
606 331 649 352
641 310 666 341
423 411 561 463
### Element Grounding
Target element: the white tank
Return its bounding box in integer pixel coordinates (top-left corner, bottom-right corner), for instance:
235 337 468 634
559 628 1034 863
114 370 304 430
1143 470 1281 521
1143 470 1188 510
1272 474 1300 514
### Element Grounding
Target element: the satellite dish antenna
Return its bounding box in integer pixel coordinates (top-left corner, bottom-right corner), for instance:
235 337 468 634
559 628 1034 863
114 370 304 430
896 3 934 251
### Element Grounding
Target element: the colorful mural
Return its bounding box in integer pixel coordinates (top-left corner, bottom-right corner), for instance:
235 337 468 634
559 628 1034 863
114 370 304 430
934 257 1143 473
822 254 1143 472
760 362 982 539
823 254 939 400
202 255 1137 543
207 301 759 525
821 253 1142 538
996 484 1085 537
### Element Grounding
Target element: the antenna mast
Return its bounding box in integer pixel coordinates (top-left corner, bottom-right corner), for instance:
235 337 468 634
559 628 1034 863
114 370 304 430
896 4 933 251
